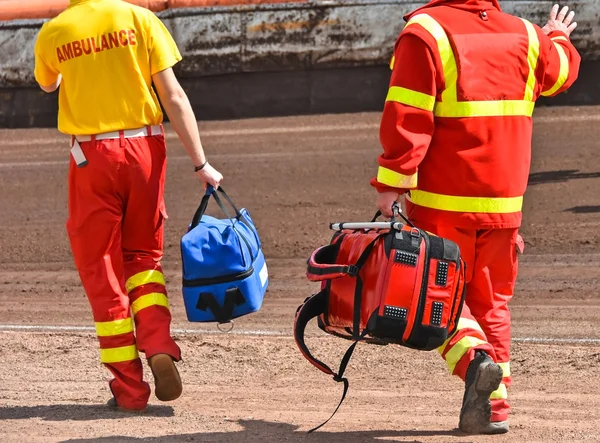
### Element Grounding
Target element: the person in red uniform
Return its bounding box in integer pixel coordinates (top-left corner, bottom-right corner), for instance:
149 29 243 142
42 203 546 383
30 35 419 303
372 1 581 434
34 0 223 412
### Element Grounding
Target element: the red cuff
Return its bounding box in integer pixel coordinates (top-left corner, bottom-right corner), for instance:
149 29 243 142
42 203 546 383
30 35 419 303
547 30 570 40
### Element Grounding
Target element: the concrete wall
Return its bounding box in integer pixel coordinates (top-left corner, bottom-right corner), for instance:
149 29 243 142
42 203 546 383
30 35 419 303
0 0 598 127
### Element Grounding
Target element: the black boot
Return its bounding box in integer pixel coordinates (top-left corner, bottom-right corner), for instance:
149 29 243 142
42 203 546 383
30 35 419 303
459 350 505 434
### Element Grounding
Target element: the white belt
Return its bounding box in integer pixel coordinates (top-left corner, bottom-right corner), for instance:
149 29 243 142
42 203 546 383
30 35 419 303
74 125 162 142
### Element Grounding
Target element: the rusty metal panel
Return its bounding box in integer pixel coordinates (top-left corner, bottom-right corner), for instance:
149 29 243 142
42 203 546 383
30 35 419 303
1 0 599 88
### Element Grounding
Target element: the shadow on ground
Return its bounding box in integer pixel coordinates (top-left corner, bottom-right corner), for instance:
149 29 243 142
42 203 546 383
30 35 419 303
0 403 174 421
61 419 476 443
563 205 600 214
528 169 600 185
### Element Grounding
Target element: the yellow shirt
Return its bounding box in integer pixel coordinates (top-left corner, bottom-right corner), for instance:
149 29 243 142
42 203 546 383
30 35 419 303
34 0 182 135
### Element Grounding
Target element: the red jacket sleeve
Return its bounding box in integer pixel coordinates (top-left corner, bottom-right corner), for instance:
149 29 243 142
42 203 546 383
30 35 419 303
536 29 581 98
371 31 439 194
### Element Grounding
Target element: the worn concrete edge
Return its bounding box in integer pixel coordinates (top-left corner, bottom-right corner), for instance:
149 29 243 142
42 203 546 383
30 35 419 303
0 0 409 27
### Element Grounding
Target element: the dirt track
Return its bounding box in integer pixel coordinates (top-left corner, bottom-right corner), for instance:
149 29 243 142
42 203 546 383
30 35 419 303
1 107 600 442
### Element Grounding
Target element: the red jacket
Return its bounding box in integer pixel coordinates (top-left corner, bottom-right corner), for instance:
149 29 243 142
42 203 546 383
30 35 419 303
371 0 580 228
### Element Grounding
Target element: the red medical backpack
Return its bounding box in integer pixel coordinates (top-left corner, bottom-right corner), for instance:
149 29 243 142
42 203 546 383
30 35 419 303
293 211 467 431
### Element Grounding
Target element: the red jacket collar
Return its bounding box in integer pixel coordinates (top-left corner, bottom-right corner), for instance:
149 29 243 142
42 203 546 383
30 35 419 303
404 0 501 21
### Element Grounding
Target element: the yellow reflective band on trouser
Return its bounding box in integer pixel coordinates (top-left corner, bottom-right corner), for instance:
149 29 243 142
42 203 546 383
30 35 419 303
100 345 139 364
542 42 569 97
440 336 487 374
386 86 436 112
405 14 457 103
131 292 170 316
125 270 165 293
455 318 484 334
408 190 523 213
377 166 418 189
95 317 134 337
437 318 483 357
498 362 511 378
521 19 540 102
490 383 508 400
389 55 395 70
433 100 535 118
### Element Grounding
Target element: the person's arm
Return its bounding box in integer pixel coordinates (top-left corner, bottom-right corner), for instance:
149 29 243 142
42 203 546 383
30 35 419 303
34 25 61 93
147 12 222 187
537 4 581 97
152 68 222 187
373 31 438 217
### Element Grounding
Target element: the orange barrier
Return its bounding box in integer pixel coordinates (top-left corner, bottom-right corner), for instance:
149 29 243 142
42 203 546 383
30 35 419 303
0 0 307 22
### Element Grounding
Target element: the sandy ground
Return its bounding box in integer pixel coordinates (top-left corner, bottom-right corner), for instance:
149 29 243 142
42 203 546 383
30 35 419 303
0 107 600 442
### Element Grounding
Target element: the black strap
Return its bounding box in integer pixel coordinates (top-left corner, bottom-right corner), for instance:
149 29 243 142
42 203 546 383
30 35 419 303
351 237 380 335
190 186 243 230
196 288 246 323
307 330 368 433
371 203 414 227
293 291 370 433
307 263 359 278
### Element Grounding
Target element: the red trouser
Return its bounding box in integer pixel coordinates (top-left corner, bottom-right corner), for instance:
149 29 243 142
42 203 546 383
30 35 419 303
66 132 181 410
421 222 519 423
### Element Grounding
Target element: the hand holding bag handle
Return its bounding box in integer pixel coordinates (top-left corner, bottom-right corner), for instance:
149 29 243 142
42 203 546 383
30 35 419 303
371 202 414 226
190 186 246 230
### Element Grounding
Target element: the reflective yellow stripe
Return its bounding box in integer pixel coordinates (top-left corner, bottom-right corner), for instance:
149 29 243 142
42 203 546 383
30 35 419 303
490 383 508 400
100 345 139 364
377 166 418 189
386 86 436 112
408 190 523 213
456 318 484 334
521 19 540 102
434 100 534 118
389 55 395 70
405 14 457 103
498 362 511 377
131 292 169 316
95 318 134 337
440 336 487 374
541 42 569 97
551 36 568 43
437 318 484 359
125 270 165 293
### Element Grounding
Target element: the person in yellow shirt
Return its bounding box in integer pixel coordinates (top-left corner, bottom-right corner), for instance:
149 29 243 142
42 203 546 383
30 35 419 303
34 0 223 412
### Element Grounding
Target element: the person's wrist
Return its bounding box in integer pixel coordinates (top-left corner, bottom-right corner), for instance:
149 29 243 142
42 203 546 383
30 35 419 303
194 160 208 172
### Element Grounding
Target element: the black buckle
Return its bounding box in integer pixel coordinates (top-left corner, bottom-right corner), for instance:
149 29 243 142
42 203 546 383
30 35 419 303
347 265 359 277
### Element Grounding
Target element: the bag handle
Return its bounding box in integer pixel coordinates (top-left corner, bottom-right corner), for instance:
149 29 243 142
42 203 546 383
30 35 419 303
307 235 382 282
190 186 244 230
371 202 414 227
307 245 360 281
293 291 368 433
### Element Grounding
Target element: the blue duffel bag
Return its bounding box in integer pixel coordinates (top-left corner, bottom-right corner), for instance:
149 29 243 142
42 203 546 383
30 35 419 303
180 187 268 324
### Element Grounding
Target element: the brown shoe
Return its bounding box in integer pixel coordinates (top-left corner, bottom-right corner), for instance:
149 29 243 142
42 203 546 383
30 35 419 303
148 353 183 402
106 397 147 413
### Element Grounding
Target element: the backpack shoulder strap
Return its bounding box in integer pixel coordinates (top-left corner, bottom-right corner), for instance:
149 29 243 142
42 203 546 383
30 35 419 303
293 291 335 376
